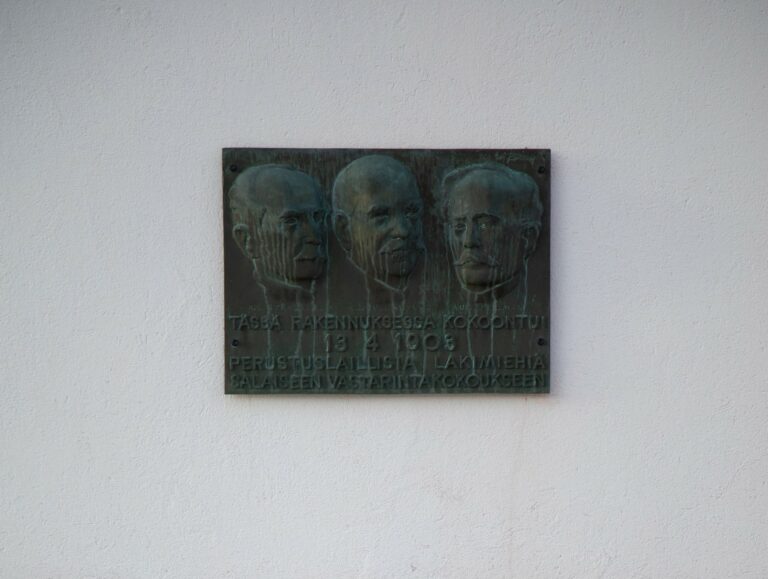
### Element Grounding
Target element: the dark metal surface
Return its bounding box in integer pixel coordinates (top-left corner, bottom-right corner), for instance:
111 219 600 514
224 148 550 394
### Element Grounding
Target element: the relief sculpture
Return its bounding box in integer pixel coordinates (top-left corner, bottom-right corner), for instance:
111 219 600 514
229 165 327 301
332 155 425 300
442 163 542 304
224 149 550 394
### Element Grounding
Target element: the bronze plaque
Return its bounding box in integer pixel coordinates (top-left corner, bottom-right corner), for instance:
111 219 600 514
224 149 550 394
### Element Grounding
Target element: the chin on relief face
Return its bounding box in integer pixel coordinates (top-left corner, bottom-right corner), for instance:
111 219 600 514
442 163 542 298
229 165 328 293
332 155 425 292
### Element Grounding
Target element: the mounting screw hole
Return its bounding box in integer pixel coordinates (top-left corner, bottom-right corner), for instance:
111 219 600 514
537 165 546 174
229 164 239 173
231 339 240 347
537 337 547 346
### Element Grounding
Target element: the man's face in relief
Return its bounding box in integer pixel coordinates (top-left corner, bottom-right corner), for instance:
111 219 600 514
231 166 327 288
333 155 424 289
446 168 539 294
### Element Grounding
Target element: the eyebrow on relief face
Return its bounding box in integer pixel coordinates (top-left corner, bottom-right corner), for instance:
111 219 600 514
367 205 391 218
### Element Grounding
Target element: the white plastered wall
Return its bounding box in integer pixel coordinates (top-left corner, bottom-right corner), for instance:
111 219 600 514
1 1 767 577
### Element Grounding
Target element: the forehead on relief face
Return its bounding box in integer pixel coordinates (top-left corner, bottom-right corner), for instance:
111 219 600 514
333 155 420 215
230 165 322 214
445 165 541 218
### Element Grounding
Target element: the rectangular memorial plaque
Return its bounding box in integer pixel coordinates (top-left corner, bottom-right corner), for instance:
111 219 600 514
224 148 550 394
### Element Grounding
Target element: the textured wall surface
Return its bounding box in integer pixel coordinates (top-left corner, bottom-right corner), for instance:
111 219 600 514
2 1 768 577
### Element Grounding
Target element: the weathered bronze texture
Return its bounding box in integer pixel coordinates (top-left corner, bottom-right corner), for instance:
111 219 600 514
224 149 550 394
